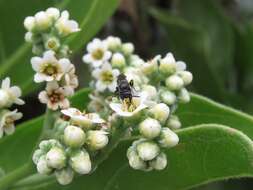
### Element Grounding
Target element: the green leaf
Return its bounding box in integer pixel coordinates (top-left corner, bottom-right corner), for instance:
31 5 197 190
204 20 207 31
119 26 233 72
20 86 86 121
150 0 234 102
0 0 119 95
11 124 253 190
0 88 90 174
176 93 253 140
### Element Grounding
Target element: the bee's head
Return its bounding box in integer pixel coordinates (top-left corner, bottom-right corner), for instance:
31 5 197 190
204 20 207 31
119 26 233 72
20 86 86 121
117 73 127 83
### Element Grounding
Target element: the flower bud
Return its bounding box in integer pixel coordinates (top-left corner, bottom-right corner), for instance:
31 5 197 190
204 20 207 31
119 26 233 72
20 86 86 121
105 36 121 50
136 141 160 161
165 75 184 91
142 85 157 100
24 32 34 43
160 90 177 106
127 149 146 170
150 152 167 170
46 147 66 169
0 89 10 108
111 53 126 69
24 16 35 31
64 125 86 148
32 44 44 55
32 149 44 164
39 139 61 152
178 88 190 103
141 61 158 76
166 115 181 129
70 150 92 174
46 7 60 20
86 130 109 150
122 43 134 55
37 156 52 175
178 71 193 86
159 54 177 75
158 128 179 148
34 11 51 31
139 118 161 139
149 103 170 124
55 168 74 185
45 36 60 51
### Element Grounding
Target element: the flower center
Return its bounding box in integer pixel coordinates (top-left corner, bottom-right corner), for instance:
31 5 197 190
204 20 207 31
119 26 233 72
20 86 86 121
41 63 58 76
122 98 137 112
100 71 114 84
5 116 14 126
49 90 64 103
92 48 104 60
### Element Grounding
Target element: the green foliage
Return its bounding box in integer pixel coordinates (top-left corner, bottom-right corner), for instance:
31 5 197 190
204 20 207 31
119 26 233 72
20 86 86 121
0 0 119 95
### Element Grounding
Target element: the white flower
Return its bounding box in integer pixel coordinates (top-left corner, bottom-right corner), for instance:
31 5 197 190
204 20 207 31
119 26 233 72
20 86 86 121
0 77 24 108
124 67 148 90
70 150 92 174
64 125 86 148
86 130 109 150
82 38 112 67
109 93 148 117
46 147 66 169
92 63 119 92
0 109 22 138
39 82 71 110
55 10 80 37
31 50 72 83
61 108 105 129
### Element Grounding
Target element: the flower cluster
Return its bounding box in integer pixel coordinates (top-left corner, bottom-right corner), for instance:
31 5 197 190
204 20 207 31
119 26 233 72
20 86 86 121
32 108 109 185
0 78 24 138
83 36 193 171
24 8 79 110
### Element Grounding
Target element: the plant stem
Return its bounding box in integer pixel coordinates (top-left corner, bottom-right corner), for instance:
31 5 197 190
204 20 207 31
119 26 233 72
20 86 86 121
0 108 57 190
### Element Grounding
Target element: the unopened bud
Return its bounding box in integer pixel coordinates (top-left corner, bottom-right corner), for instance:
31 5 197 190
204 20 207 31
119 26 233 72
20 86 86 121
55 167 74 185
166 115 181 129
32 149 44 164
46 7 60 20
165 75 184 91
46 147 66 169
37 156 52 175
178 71 193 86
70 150 91 174
111 53 126 69
64 125 86 148
159 53 177 75
105 36 121 50
127 148 146 170
158 128 179 148
24 16 35 31
142 85 157 100
139 118 161 139
178 88 190 103
122 43 134 55
24 32 34 43
160 90 177 106
150 152 167 170
86 130 109 150
0 89 10 108
149 103 170 124
136 141 160 161
34 11 52 31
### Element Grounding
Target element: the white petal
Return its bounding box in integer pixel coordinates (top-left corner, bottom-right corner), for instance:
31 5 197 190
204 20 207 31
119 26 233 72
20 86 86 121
59 58 71 72
108 82 117 92
9 86 21 97
0 127 3 138
31 57 42 72
60 99 70 109
91 68 101 79
4 124 15 135
92 60 103 67
38 91 48 104
46 81 59 91
103 51 112 61
176 61 186 71
102 62 112 70
1 77 10 89
112 69 120 77
43 50 56 61
14 98 25 105
95 81 107 92
34 73 47 83
82 54 92 63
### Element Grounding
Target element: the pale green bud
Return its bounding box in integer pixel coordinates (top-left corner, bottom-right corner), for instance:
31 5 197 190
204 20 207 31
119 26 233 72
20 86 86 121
139 118 161 139
86 130 109 150
70 150 91 174
39 139 61 152
178 88 190 103
166 115 181 129
0 89 10 108
142 85 157 100
127 149 146 170
111 53 126 69
46 7 60 20
46 147 66 169
24 32 34 43
55 167 74 185
32 149 44 164
45 36 60 51
37 156 52 175
149 103 170 124
160 90 177 106
159 54 177 75
159 128 179 148
136 141 160 161
24 16 35 31
178 71 193 86
122 43 134 55
150 152 167 170
34 11 52 31
165 75 184 91
141 61 158 76
32 45 44 55
105 36 121 50
64 125 86 148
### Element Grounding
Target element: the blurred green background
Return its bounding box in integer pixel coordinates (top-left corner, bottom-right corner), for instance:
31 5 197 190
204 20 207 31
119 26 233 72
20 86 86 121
1 0 253 189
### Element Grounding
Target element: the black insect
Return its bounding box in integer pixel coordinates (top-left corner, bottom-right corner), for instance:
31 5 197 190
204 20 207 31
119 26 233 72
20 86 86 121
115 74 136 102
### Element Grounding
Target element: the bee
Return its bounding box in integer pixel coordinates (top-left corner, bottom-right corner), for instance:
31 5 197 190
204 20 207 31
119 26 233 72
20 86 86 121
115 74 137 102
